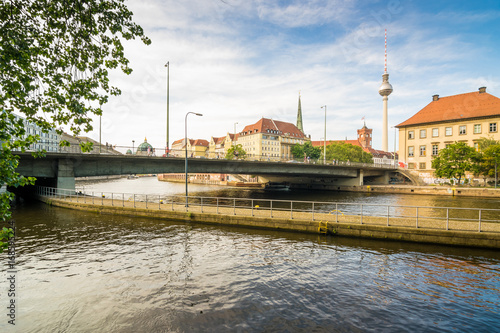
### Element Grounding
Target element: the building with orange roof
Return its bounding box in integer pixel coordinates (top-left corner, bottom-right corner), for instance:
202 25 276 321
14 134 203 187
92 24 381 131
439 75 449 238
396 87 500 181
170 138 209 157
236 117 310 161
207 132 238 159
311 123 396 165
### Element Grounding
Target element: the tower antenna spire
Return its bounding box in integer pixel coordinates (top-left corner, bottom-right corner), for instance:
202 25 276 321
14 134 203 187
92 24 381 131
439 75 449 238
384 29 387 73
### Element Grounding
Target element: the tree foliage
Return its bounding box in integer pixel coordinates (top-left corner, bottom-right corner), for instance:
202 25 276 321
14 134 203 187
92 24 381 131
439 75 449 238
324 142 373 163
0 0 150 223
431 142 477 184
226 144 247 160
291 142 321 160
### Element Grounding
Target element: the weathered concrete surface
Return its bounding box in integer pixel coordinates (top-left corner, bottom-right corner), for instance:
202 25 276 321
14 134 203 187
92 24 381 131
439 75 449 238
39 196 500 249
337 185 500 198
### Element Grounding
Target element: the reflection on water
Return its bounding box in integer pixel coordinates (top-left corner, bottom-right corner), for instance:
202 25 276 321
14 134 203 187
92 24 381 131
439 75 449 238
2 194 499 332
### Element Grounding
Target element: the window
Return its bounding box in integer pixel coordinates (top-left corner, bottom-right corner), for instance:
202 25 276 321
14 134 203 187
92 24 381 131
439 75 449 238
420 129 426 139
474 142 479 151
432 144 439 156
419 162 426 169
445 127 452 136
408 163 415 169
408 131 414 139
432 128 439 137
474 124 482 134
408 146 414 157
490 123 497 133
420 145 426 156
459 125 466 135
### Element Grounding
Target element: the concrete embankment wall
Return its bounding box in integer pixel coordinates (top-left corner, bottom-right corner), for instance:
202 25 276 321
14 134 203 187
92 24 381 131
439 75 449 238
335 185 500 198
39 197 500 249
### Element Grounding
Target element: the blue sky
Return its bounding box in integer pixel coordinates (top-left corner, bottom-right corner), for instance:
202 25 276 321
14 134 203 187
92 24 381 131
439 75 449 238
90 0 500 152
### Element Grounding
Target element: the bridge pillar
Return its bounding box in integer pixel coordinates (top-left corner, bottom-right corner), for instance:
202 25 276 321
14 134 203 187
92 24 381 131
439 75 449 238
57 159 76 194
358 169 364 186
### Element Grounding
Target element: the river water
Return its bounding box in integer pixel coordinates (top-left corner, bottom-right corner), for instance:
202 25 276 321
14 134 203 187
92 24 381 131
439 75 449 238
1 177 500 332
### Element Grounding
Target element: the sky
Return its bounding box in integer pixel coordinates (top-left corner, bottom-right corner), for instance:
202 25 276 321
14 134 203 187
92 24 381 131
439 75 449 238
87 0 500 153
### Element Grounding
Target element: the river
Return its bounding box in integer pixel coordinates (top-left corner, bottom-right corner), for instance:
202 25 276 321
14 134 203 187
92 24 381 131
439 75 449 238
1 177 499 332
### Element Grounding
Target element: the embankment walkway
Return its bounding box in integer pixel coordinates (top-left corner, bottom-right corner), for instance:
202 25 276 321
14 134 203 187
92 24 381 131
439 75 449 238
37 186 500 249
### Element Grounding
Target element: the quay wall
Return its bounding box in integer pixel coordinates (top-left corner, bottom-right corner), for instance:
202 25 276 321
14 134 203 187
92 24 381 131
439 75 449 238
335 185 500 198
39 197 500 249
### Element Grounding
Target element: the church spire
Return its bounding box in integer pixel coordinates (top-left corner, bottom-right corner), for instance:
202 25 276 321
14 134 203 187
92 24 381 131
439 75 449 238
296 92 304 133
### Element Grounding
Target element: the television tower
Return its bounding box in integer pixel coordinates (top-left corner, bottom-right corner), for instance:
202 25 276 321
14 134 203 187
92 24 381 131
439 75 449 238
378 29 393 152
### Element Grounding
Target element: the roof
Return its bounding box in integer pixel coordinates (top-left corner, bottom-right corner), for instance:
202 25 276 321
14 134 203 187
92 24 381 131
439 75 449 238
240 118 306 138
212 136 225 145
192 139 209 147
396 89 500 128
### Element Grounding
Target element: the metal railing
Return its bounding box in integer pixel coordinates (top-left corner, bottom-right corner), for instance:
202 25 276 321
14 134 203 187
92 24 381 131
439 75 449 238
36 186 500 233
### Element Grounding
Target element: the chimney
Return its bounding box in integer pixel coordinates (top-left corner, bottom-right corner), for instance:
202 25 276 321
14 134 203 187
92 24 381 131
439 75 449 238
479 86 486 93
432 94 439 101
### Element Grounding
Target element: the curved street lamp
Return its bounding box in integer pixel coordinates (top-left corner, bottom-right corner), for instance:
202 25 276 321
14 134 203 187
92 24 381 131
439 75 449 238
185 112 203 207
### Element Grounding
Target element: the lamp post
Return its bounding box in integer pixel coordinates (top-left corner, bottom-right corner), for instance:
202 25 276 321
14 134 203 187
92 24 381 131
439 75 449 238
165 61 170 156
234 122 238 145
321 105 327 165
494 152 497 189
185 112 203 207
132 140 135 155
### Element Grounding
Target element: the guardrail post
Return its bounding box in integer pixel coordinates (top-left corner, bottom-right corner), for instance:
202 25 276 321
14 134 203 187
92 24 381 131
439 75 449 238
270 200 273 218
146 195 148 209
111 193 114 206
416 207 419 228
133 194 136 208
290 202 293 219
233 198 236 215
171 197 174 211
123 193 125 207
159 195 161 210
251 199 254 217
387 206 390 226
478 209 482 232
336 203 338 223
446 208 449 230
201 197 203 213
360 204 363 224
312 202 315 221
101 192 103 206
217 198 219 214
92 192 94 204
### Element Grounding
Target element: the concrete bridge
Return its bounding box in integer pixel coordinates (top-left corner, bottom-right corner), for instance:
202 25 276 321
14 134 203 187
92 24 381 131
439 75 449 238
13 152 405 192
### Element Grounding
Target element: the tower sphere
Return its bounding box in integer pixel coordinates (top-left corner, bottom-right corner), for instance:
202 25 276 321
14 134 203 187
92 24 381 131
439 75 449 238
379 73 393 96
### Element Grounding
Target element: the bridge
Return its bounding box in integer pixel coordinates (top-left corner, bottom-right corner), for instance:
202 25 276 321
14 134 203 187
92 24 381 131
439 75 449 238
13 152 407 192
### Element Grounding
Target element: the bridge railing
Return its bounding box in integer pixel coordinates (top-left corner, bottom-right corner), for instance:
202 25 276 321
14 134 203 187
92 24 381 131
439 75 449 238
35 186 500 233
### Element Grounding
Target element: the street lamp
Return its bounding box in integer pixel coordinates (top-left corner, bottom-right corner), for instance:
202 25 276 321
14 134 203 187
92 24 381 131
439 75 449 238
185 112 203 207
321 105 327 165
165 61 170 156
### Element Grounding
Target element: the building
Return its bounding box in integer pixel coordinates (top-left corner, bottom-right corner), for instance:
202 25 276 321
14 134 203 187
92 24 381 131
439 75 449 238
171 138 209 157
207 133 238 159
311 123 396 165
395 87 500 181
58 133 122 154
11 114 60 152
236 117 310 161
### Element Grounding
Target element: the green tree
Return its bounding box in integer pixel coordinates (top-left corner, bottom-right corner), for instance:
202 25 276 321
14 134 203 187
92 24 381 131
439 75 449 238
0 227 14 253
226 144 247 160
471 138 500 185
0 1 150 224
291 142 321 161
431 142 477 184
324 142 373 163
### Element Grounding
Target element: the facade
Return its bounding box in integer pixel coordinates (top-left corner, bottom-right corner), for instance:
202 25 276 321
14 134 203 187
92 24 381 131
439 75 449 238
11 114 60 152
171 138 209 157
207 133 237 159
396 87 500 181
236 117 310 161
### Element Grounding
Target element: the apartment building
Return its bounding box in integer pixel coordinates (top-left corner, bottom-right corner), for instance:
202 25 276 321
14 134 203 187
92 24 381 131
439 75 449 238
396 87 500 178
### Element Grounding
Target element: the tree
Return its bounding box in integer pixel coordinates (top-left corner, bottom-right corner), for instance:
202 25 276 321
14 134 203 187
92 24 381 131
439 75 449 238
226 144 247 160
471 138 500 185
0 1 151 223
431 142 477 184
291 142 321 161
324 142 373 163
